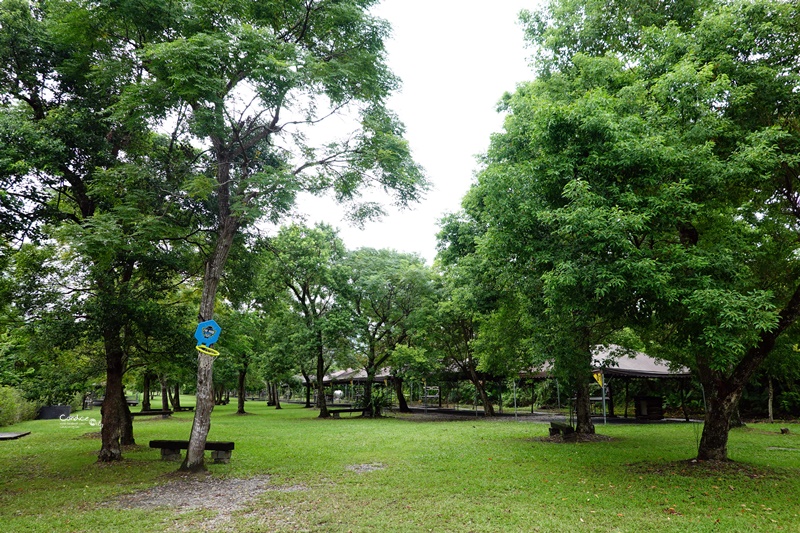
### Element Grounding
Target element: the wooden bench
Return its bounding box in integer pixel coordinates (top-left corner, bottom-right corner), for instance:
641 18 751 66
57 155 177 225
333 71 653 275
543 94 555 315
131 410 173 418
149 439 235 463
91 397 139 407
549 422 577 442
328 408 363 418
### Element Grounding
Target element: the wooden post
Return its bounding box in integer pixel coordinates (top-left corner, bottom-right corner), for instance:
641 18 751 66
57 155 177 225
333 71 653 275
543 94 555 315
624 380 629 418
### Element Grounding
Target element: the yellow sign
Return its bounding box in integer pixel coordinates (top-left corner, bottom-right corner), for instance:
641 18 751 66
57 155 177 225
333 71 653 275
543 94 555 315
593 371 603 387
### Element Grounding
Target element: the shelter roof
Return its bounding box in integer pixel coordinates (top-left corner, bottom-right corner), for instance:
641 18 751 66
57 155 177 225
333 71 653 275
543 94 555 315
522 345 691 379
321 368 393 384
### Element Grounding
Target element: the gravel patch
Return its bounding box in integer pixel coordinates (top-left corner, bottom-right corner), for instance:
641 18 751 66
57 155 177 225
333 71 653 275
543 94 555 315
345 463 386 473
116 475 274 511
114 475 307 532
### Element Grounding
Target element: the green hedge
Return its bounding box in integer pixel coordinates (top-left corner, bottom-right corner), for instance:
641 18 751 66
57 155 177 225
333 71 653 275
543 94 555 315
0 386 40 427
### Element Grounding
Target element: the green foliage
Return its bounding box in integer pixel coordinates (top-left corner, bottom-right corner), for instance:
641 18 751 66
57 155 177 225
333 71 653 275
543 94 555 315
122 0 427 230
342 248 434 368
778 391 800 415
390 345 437 383
0 386 39 427
256 223 350 390
530 379 559 409
463 0 800 444
354 383 391 412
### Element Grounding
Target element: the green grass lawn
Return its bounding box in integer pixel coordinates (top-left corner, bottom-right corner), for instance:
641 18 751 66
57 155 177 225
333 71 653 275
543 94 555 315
1 400 798 532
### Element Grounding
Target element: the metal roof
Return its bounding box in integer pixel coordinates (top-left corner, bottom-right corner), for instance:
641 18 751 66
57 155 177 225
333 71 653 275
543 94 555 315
523 345 691 379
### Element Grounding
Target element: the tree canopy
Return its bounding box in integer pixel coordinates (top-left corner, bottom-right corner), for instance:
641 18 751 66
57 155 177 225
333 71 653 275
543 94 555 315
464 0 800 457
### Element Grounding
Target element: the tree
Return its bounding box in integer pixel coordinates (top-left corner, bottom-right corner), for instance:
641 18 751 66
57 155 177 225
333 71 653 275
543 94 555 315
0 0 198 461
217 308 261 414
260 296 316 407
259 223 349 418
432 212 536 418
114 0 427 471
473 0 800 457
340 248 434 417
420 261 496 417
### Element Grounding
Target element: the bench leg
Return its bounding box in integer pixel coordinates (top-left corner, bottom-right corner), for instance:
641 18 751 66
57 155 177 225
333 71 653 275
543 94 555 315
331 412 340 418
211 450 232 464
160 448 182 461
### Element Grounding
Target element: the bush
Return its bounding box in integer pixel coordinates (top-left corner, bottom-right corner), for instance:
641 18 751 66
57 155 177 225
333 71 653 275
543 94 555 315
0 386 40 427
356 385 392 413
69 392 84 413
779 391 800 416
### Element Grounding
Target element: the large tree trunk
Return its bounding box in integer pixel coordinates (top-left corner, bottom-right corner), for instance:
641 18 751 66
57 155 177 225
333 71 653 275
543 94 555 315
362 369 377 417
160 376 170 412
98 331 126 462
182 210 238 471
394 378 410 413
181 351 214 472
730 401 745 429
236 366 247 414
768 376 774 423
142 371 152 411
695 282 800 461
575 379 595 434
697 382 741 461
303 376 312 408
119 386 134 446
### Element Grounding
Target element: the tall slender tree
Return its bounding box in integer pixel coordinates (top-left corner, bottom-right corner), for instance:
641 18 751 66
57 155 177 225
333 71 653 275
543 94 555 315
115 0 426 471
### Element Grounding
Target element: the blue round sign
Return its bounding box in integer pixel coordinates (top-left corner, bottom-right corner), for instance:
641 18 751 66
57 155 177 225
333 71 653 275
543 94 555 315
194 320 221 346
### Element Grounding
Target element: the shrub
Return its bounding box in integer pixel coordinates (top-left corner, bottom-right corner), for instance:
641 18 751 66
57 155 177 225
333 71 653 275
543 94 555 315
778 391 800 416
0 386 40 427
356 385 392 413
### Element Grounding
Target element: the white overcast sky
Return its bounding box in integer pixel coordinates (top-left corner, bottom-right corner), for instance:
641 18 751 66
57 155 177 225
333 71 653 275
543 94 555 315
299 1 538 263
